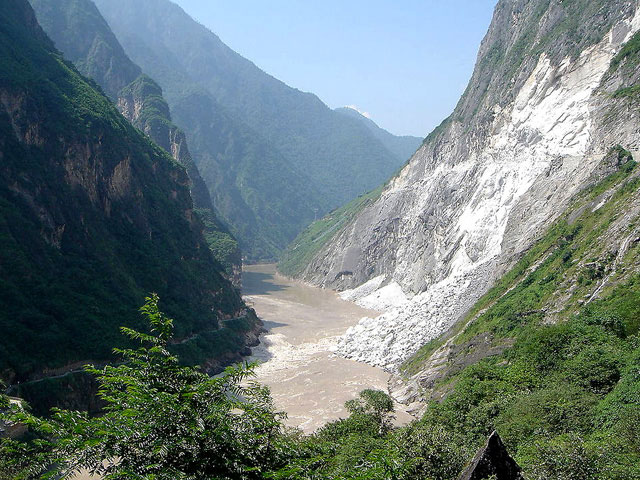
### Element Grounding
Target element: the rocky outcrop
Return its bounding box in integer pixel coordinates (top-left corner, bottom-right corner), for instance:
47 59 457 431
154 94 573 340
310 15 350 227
117 75 242 284
458 432 524 480
295 0 640 372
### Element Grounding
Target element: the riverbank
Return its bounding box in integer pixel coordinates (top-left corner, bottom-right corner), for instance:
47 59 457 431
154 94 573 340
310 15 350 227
243 264 413 433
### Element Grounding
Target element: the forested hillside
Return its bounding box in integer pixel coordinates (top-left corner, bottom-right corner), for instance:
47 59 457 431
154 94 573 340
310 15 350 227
4 159 640 478
334 106 421 164
92 0 408 260
30 0 241 277
0 0 260 409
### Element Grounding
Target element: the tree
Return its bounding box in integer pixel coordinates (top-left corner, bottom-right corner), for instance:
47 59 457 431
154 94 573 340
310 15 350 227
344 389 396 436
1 294 290 480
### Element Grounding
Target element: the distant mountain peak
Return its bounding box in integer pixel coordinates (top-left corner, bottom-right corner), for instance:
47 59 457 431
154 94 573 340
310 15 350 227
334 106 422 162
343 105 372 119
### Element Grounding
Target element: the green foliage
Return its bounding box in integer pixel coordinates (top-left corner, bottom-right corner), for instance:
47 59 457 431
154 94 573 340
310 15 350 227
1 296 290 480
608 30 640 77
0 2 251 408
29 0 141 100
0 305 470 480
344 389 396 436
399 154 640 478
607 30 640 100
3 277 637 480
196 208 241 275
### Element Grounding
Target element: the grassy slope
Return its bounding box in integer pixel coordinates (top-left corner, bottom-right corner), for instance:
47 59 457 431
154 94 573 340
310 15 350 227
396 151 640 478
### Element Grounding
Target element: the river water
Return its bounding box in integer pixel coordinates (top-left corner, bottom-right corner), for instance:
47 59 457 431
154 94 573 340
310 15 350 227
73 264 411 479
243 264 413 433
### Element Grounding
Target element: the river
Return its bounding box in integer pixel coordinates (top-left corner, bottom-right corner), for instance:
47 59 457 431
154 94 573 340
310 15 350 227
72 264 412 479
243 264 413 433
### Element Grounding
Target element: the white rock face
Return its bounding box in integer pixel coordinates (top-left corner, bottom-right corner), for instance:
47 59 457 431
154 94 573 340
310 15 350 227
301 3 640 371
340 276 408 312
338 261 495 370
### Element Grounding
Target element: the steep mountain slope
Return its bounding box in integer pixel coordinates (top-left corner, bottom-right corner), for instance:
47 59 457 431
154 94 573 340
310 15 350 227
27 0 140 101
91 0 408 260
392 152 640 478
169 89 322 261
29 0 241 277
290 0 640 370
334 107 422 164
0 0 259 395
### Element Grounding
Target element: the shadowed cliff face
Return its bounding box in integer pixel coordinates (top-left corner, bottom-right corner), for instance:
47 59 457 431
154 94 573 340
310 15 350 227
29 0 242 282
116 75 242 282
0 1 259 393
291 0 640 370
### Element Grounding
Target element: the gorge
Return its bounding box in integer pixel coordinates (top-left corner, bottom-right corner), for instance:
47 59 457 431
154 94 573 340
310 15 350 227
2 0 640 478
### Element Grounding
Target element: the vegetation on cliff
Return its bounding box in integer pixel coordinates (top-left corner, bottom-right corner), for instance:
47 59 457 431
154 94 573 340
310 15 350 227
92 0 408 261
3 157 639 478
29 0 241 273
400 150 640 478
0 0 255 395
6 219 640 479
278 186 383 278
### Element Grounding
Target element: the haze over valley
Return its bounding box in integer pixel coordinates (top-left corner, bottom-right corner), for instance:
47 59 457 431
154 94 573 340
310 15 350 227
2 1 640 479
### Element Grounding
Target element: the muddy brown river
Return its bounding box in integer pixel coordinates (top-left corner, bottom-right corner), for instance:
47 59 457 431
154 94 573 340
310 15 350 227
243 264 413 432
73 264 412 478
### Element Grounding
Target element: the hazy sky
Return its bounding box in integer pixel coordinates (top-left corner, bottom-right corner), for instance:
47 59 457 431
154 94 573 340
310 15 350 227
171 1 497 137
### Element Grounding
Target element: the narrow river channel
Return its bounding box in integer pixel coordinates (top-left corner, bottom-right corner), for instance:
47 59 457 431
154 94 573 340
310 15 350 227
243 264 413 433
74 264 413 479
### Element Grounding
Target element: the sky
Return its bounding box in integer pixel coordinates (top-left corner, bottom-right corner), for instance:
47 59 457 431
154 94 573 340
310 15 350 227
171 1 498 137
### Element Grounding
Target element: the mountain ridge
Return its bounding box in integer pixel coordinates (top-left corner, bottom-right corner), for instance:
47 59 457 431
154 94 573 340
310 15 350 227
92 0 409 260
285 0 640 371
29 0 243 279
334 106 422 163
0 0 260 410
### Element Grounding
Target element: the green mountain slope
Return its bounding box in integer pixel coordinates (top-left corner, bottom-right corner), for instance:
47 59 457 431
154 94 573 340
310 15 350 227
92 0 407 260
28 0 140 101
397 149 640 477
169 89 323 261
29 0 241 276
0 0 259 394
278 186 384 278
334 107 422 163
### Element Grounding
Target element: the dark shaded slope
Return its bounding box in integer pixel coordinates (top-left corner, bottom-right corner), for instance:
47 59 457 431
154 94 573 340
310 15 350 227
29 0 241 275
0 0 259 386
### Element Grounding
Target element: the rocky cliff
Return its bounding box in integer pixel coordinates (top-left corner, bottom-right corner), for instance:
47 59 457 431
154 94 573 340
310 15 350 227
0 0 259 398
30 0 242 281
293 0 640 370
117 75 242 283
